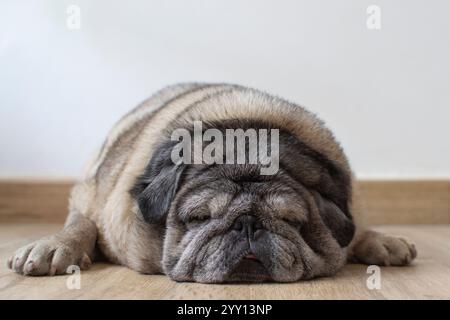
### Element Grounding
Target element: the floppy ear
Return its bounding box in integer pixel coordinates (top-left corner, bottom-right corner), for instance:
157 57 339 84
131 141 186 224
313 191 355 247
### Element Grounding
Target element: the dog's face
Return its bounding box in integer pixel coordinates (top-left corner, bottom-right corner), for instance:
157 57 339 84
131 122 355 283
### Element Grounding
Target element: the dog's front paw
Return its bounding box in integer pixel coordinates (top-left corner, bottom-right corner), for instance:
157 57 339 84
7 237 92 276
349 230 417 266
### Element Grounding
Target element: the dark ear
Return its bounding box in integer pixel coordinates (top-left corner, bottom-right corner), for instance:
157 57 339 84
313 191 355 247
131 141 186 224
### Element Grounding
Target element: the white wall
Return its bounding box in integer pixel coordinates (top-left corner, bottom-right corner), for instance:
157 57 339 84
1 0 449 179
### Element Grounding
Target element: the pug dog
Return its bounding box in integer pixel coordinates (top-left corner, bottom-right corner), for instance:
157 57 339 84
7 83 417 283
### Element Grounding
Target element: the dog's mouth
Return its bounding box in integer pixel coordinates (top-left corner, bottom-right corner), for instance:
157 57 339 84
225 253 272 283
244 253 259 261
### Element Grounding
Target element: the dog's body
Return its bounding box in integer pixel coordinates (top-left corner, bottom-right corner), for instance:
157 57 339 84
8 84 416 282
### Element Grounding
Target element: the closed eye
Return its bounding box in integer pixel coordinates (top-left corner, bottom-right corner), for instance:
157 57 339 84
281 218 304 229
186 215 210 224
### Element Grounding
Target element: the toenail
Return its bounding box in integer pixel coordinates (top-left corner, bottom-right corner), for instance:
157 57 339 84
49 266 57 276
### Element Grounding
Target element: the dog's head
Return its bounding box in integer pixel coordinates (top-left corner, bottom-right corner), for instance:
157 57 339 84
131 121 354 283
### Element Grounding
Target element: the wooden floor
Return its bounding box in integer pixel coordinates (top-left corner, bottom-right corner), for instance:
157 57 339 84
1 223 449 299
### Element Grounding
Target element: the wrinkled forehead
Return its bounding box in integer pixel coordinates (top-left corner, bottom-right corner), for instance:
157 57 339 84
174 166 309 221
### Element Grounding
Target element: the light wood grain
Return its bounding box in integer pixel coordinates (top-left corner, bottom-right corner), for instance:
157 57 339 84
0 180 73 223
0 223 449 299
359 180 450 224
1 180 449 224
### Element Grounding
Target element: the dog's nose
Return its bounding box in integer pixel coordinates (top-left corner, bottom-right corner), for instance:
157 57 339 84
232 215 263 238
